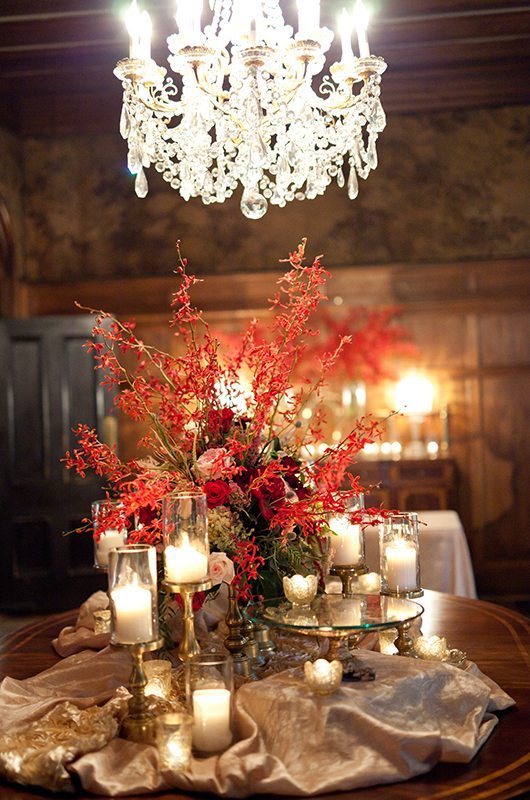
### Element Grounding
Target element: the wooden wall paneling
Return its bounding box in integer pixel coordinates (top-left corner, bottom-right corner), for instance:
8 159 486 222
11 258 530 602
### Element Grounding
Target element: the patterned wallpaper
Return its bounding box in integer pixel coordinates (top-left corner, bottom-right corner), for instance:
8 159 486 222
5 104 530 281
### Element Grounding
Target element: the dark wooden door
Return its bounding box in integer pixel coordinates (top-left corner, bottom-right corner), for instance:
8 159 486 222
0 316 113 612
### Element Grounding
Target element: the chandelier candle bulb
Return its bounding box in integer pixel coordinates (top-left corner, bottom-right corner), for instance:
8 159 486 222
125 0 142 58
354 0 370 58
339 10 355 64
111 581 153 643
138 10 152 61
297 0 320 38
192 688 232 753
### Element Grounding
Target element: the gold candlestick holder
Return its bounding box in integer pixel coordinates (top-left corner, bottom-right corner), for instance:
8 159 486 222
330 563 368 597
163 578 212 662
114 637 164 743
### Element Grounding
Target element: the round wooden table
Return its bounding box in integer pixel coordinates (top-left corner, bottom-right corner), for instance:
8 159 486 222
1 591 529 800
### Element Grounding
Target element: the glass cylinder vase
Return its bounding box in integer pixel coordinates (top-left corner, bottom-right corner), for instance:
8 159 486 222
189 653 234 755
92 498 128 569
162 492 209 585
380 513 422 598
327 493 366 569
108 545 159 645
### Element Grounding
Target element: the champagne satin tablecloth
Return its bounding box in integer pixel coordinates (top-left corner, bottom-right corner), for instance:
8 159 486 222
1 591 529 800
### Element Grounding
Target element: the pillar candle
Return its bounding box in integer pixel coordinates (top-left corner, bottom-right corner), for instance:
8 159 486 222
192 688 232 752
328 515 361 565
111 581 153 643
164 532 208 583
385 540 417 592
95 529 127 567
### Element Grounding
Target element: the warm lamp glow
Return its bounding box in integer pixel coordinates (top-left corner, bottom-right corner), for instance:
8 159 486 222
395 373 434 416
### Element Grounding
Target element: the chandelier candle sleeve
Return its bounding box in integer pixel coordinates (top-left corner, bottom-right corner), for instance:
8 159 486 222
354 0 370 58
297 0 320 38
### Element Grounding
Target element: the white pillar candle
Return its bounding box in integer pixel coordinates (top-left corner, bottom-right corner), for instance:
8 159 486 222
329 516 361 565
164 532 208 583
95 529 127 567
192 688 232 752
111 581 153 643
385 540 417 592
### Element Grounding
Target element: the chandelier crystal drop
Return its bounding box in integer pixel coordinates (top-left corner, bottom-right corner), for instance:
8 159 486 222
114 0 387 219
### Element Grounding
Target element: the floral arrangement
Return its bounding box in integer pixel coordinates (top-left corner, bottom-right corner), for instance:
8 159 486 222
65 240 385 600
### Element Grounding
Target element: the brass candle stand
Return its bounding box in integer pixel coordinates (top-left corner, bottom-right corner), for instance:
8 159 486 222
224 582 253 678
163 578 212 662
114 637 164 743
330 562 368 597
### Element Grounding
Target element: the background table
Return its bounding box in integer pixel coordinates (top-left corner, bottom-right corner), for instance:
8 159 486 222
365 510 477 598
1 592 529 800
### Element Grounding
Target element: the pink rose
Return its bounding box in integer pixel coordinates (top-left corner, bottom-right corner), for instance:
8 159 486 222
208 552 235 586
196 448 234 480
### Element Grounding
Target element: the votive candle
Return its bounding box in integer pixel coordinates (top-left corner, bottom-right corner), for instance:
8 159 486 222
95 529 127 568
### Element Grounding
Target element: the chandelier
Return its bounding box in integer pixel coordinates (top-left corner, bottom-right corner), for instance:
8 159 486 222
114 0 387 219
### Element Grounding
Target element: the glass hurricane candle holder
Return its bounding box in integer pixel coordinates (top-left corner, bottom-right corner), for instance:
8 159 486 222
189 653 234 755
304 658 343 696
156 711 193 772
380 513 423 598
144 658 172 700
162 492 209 584
283 574 318 607
108 545 158 645
92 498 128 570
327 493 368 595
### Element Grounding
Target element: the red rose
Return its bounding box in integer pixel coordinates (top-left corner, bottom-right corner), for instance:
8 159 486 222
207 407 235 436
252 476 286 521
204 479 231 508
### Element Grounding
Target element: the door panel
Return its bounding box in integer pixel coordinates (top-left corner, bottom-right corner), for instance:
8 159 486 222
0 316 113 611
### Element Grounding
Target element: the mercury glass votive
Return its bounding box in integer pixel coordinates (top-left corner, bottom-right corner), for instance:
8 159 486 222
380 513 422 598
304 658 343 696
162 492 209 585
92 499 128 569
283 573 318 606
414 635 449 661
145 659 173 699
156 712 193 771
189 653 234 755
108 545 158 645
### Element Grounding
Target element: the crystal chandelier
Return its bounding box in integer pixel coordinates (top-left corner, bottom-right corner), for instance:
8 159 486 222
114 0 387 219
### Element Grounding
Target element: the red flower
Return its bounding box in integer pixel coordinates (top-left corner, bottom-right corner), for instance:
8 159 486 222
204 479 231 508
252 476 286 521
208 407 235 436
